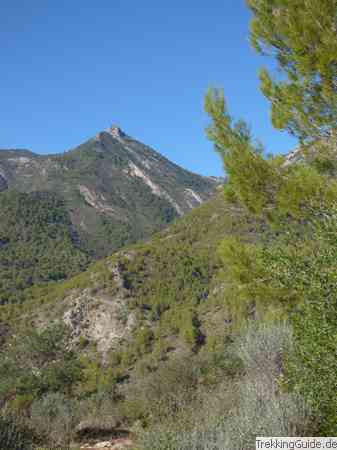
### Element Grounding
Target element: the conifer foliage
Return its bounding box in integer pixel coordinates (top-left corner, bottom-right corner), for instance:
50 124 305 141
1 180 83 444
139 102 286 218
247 0 337 143
206 0 337 434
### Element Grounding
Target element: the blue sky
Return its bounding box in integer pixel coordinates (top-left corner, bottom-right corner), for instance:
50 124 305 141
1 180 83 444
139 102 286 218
1 0 296 176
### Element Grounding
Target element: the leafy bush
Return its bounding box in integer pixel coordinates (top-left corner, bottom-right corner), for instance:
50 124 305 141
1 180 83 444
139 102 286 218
0 323 83 407
122 355 199 425
30 393 79 447
0 414 36 450
219 324 310 448
137 324 311 450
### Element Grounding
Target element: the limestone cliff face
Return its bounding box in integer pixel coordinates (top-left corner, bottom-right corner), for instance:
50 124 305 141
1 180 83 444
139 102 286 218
63 288 135 356
0 127 220 258
62 258 136 356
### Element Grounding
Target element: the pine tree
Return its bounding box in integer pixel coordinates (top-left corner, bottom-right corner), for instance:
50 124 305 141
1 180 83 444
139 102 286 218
205 88 281 214
205 0 337 433
247 0 337 144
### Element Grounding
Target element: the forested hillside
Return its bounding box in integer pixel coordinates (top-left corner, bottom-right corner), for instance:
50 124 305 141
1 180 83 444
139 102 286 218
0 128 218 305
0 190 89 304
0 0 336 449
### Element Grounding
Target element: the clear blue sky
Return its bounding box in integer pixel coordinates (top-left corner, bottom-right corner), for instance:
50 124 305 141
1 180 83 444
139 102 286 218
1 0 296 176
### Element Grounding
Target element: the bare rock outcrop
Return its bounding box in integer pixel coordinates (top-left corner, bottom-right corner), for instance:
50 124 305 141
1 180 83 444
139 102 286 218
63 261 135 355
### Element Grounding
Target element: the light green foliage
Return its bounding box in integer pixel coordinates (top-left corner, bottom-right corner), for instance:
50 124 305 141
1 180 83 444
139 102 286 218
205 1 337 433
179 309 202 349
215 180 337 432
290 295 337 434
205 89 337 221
281 219 337 433
0 323 83 407
277 164 337 218
134 326 155 356
247 0 337 143
78 357 118 397
217 237 277 322
205 88 279 214
233 219 337 432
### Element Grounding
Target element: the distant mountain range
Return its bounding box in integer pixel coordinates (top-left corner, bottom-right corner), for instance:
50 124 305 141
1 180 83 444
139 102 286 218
0 126 220 301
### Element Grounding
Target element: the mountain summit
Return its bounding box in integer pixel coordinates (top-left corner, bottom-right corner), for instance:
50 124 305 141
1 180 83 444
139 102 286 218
0 127 220 258
105 124 125 138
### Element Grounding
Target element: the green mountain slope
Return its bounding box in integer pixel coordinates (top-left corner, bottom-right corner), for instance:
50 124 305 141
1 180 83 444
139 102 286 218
0 190 89 304
0 127 219 259
0 127 219 303
1 188 261 353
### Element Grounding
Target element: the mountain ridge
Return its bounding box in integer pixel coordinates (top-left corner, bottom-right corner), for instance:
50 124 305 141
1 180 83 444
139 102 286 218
0 126 220 302
0 126 221 179
0 125 220 256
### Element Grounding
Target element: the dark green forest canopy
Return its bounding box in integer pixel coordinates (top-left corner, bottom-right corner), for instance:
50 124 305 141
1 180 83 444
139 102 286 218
0 190 89 304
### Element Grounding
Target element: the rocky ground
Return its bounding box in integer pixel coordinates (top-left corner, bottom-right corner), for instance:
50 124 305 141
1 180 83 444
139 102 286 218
79 437 134 449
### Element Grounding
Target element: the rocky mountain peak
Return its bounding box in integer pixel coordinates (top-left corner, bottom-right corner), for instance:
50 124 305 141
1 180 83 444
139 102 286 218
107 125 125 139
95 125 125 142
0 128 219 259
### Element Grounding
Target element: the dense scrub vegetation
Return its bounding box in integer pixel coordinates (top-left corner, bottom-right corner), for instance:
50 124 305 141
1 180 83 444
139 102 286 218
0 192 267 446
136 324 310 450
0 190 89 304
0 321 313 448
0 414 37 450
